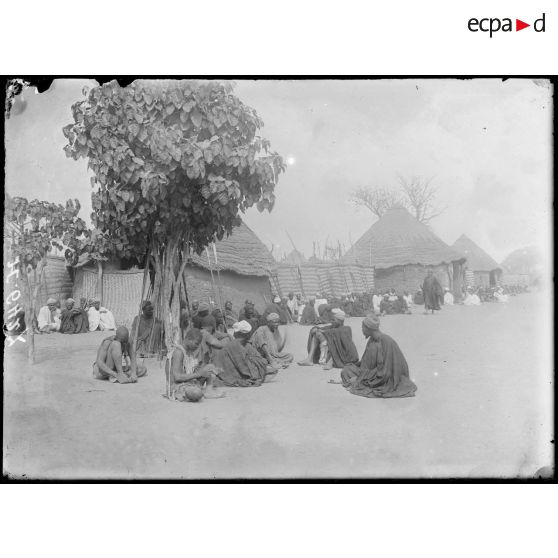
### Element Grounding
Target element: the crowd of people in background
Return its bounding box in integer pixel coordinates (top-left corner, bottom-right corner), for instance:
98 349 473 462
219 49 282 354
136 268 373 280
7 276 531 403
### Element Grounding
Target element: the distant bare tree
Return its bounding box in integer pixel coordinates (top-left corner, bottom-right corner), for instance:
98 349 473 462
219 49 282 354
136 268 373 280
350 187 402 219
398 176 445 224
351 177 446 224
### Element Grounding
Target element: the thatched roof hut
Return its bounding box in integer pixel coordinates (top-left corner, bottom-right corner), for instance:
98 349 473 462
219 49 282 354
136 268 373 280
342 206 465 295
184 221 277 312
451 234 500 273
187 222 275 277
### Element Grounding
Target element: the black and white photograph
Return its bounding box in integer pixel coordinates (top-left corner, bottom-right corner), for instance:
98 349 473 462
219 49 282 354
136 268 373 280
3 77 554 480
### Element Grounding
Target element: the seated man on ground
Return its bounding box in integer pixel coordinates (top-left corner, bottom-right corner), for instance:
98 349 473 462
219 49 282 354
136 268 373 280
131 301 165 356
380 294 394 315
87 297 116 331
238 300 261 331
463 287 481 306
251 313 293 369
224 300 237 329
298 308 359 371
37 297 61 333
212 308 228 334
413 288 424 305
300 297 317 325
333 316 417 398
494 287 509 303
213 320 277 387
165 328 225 402
93 326 147 384
60 298 89 334
263 296 284 323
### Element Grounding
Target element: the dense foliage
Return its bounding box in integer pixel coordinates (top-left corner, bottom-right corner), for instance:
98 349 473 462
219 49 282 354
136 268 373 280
63 80 285 260
5 195 88 362
62 79 285 348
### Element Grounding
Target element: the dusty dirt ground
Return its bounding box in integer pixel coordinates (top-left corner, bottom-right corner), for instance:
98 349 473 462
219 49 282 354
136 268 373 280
3 291 553 479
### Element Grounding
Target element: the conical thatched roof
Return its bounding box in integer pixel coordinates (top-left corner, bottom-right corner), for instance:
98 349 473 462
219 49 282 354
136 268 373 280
342 206 464 269
188 221 275 277
451 234 501 272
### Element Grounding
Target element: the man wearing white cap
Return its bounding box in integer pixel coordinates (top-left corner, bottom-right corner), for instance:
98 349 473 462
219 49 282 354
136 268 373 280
87 297 116 331
298 308 359 370
37 297 61 333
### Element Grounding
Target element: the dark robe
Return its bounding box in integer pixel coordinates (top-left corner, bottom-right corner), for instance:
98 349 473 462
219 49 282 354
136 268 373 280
263 303 286 324
60 308 89 334
213 339 268 387
341 333 417 398
422 275 443 311
131 314 165 354
224 309 237 328
413 290 424 305
300 304 317 325
193 313 216 331
307 324 359 368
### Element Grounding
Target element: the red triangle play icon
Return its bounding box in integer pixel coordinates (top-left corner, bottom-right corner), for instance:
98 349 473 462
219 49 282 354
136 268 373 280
516 19 530 31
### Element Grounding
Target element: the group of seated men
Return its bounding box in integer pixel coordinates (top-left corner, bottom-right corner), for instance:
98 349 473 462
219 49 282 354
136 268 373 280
93 296 418 403
37 296 116 334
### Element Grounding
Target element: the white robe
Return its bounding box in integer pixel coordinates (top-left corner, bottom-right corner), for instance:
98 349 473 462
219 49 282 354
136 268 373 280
37 305 61 331
88 306 116 330
464 293 481 306
444 292 454 305
372 295 382 314
494 291 508 303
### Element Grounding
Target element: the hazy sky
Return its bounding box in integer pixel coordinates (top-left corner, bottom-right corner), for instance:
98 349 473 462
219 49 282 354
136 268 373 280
5 78 552 264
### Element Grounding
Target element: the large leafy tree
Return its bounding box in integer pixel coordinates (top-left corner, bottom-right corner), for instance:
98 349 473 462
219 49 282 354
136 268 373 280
63 79 285 350
5 196 87 363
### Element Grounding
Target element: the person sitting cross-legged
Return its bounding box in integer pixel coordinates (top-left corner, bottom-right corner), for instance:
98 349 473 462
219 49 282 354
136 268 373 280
213 320 278 387
332 316 417 399
93 326 147 384
87 297 116 331
251 313 293 369
37 297 61 333
60 298 89 334
165 328 226 402
298 308 359 371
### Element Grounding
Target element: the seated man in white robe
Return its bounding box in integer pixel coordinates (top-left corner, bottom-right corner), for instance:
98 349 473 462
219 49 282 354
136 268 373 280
443 288 454 305
493 287 509 303
37 297 61 333
87 297 116 331
463 288 481 306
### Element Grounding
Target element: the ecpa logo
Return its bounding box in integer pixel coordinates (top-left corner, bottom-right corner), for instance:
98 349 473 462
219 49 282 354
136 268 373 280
468 13 546 37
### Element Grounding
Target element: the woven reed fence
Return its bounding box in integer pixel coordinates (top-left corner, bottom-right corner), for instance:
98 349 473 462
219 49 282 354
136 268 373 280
73 267 146 329
276 262 374 297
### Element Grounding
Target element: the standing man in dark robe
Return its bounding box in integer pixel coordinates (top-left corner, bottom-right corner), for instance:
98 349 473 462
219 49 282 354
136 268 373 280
422 269 443 314
337 316 417 398
298 308 359 370
60 298 89 334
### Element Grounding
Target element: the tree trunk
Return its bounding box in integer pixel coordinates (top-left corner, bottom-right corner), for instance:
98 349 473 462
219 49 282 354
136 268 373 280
21 267 35 365
149 238 191 357
97 260 104 304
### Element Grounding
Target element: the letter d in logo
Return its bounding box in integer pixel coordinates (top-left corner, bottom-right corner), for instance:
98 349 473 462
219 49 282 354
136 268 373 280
534 13 546 32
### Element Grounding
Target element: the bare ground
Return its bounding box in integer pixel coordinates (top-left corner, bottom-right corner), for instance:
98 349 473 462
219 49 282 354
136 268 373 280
3 292 553 479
